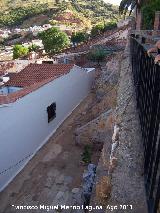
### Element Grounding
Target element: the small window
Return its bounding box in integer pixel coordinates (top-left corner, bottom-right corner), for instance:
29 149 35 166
47 103 56 123
42 61 53 64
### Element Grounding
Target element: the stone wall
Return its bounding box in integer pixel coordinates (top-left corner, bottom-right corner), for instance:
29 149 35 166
89 39 148 212
104 48 148 213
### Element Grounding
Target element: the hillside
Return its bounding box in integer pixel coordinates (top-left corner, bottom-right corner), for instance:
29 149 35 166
0 0 119 28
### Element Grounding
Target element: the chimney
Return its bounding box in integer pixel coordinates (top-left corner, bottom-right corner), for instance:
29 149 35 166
154 11 160 30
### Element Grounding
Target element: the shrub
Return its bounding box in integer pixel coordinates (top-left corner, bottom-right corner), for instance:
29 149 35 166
104 21 117 30
88 47 107 64
28 44 40 52
91 23 105 37
71 31 87 44
81 145 92 164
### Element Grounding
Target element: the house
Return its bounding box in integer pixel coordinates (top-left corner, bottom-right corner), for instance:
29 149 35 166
0 63 95 191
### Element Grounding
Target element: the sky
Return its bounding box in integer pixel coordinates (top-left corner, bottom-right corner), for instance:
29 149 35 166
104 0 121 6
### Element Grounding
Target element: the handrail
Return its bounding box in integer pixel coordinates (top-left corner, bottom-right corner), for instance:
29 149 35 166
130 35 160 213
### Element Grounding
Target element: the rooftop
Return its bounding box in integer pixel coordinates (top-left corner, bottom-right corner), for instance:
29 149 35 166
0 63 74 105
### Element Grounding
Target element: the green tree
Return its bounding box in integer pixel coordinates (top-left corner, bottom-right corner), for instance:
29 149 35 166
142 0 160 29
104 21 117 30
119 0 137 15
71 32 86 44
119 0 152 15
91 23 105 37
88 47 107 65
38 27 70 54
28 44 40 52
13 44 29 59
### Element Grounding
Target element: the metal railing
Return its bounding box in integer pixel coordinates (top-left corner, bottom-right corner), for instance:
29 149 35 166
130 35 160 213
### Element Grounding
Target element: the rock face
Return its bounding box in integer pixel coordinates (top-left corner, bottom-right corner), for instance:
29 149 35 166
96 176 111 205
75 109 112 146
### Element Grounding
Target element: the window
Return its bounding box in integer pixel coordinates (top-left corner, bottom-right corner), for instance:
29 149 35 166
42 61 53 64
47 103 56 123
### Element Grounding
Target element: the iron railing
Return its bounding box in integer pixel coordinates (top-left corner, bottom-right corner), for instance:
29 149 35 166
130 35 160 213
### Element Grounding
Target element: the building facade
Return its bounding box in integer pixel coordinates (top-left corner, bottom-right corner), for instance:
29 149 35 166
0 64 95 191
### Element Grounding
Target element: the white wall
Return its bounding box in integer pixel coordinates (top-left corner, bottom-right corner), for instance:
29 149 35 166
0 66 95 191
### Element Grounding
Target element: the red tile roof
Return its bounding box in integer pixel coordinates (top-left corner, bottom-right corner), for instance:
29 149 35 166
0 63 74 105
6 63 74 87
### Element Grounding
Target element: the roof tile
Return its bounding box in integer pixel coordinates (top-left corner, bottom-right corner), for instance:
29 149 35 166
0 63 74 105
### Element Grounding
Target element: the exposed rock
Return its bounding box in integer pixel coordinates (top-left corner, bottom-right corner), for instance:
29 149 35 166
75 109 112 146
61 151 69 160
55 191 65 200
45 176 54 188
47 169 60 178
96 176 111 205
109 157 117 173
64 176 73 185
55 174 64 184
72 188 80 194
96 89 105 101
42 144 62 162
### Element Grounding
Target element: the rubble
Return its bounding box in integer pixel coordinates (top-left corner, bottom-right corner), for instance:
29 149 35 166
82 164 96 206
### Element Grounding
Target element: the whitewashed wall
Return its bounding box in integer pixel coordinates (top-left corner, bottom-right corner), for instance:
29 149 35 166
0 66 95 191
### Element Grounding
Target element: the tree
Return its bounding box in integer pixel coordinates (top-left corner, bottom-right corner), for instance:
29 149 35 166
88 47 107 65
119 0 137 15
91 23 105 37
28 44 40 52
119 0 152 15
119 0 158 29
142 0 160 29
13 44 29 59
38 27 70 55
71 32 86 45
104 21 117 30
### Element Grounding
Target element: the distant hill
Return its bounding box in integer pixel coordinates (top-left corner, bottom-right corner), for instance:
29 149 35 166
0 0 119 28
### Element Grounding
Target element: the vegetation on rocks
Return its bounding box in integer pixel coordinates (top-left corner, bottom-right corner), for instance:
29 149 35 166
81 145 92 164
